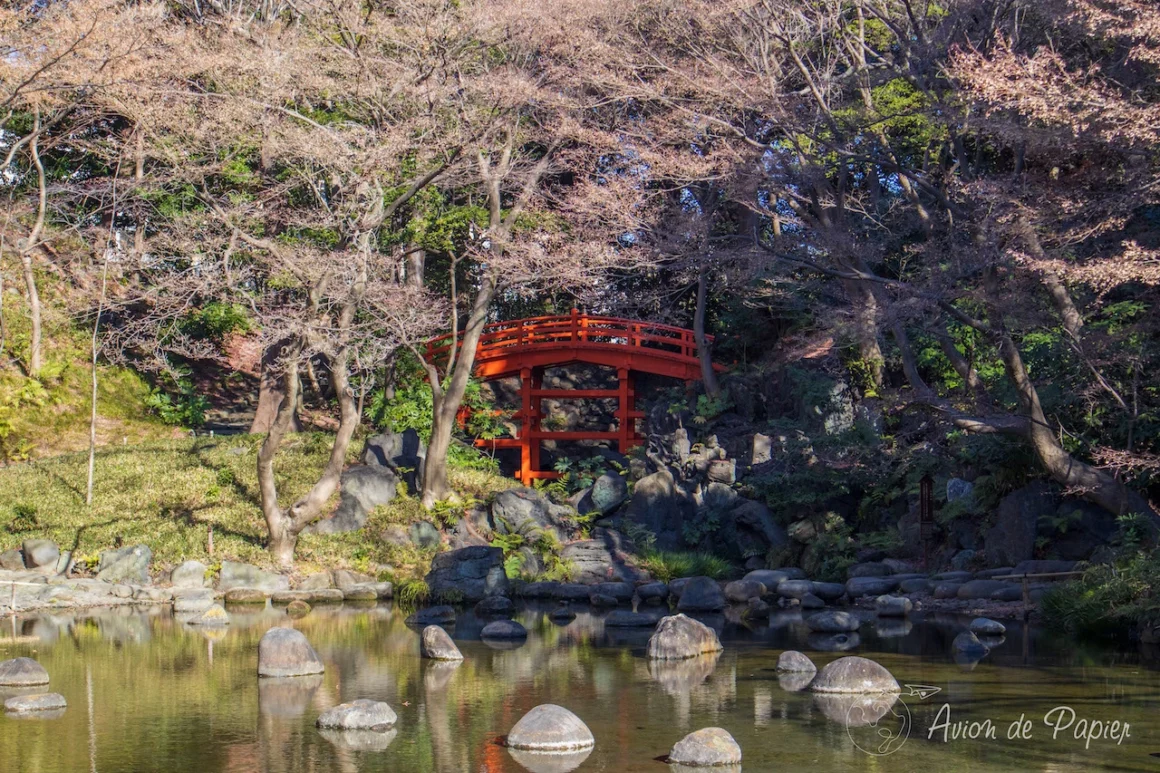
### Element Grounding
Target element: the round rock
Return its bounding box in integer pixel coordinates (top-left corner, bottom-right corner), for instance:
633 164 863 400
0 658 49 686
668 727 741 766
874 595 913 617
676 577 726 612
808 656 900 694
724 579 765 603
952 631 988 658
475 595 515 618
315 698 397 731
258 626 325 678
549 603 576 623
776 650 817 675
805 610 861 633
646 614 724 660
506 704 595 751
4 693 66 713
481 620 528 640
420 625 464 660
970 617 1006 636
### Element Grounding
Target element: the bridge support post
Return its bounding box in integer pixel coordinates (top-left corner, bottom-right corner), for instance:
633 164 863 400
617 367 639 454
517 366 544 483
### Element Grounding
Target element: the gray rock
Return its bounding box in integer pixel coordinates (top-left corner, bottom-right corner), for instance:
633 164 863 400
848 562 891 578
316 699 397 730
984 482 1057 567
777 580 815 600
933 582 964 599
742 568 805 589
605 610 662 627
623 469 694 551
551 583 594 601
0 658 49 686
409 520 441 549
298 571 334 590
707 459 736 484
933 570 974 581
845 577 898 597
714 499 788 563
752 433 772 465
957 580 1014 600
225 588 270 603
0 549 24 571
1046 501 1119 561
646 614 724 660
272 589 345 603
975 567 1016 580
257 627 325 678
21 540 59 570
362 428 426 490
875 595 912 617
953 631 988 658
806 610 861 633
506 704 595 751
218 561 288 592
590 593 618 607
587 472 629 515
406 606 456 626
1011 559 1077 575
668 727 742 766
420 625 463 660
970 618 1006 636
724 579 765 603
170 560 208 588
173 592 215 613
951 549 977 571
425 545 509 602
97 544 152 585
591 582 635 602
899 579 931 594
676 577 726 612
636 582 669 604
475 595 515 618
309 465 398 534
808 656 900 694
4 693 66 713
947 478 974 502
799 593 824 610
560 530 646 584
810 582 847 601
776 650 817 675
491 487 575 543
481 620 528 639
332 569 374 590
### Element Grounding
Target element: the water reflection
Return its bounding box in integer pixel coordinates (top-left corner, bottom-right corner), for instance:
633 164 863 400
318 728 397 752
258 675 324 717
507 747 591 773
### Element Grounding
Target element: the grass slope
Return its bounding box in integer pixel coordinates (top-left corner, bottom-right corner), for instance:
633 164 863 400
0 433 513 580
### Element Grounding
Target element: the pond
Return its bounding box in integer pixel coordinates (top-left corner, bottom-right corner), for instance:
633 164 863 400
0 602 1156 772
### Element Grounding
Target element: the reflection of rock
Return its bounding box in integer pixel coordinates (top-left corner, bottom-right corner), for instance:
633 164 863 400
874 618 913 638
4 692 66 713
5 707 66 721
319 728 398 752
258 674 323 717
807 632 861 652
648 652 720 696
670 766 741 773
483 637 526 651
778 672 814 692
423 661 461 692
977 634 1005 650
952 631 988 659
507 747 592 773
813 692 899 727
805 611 860 633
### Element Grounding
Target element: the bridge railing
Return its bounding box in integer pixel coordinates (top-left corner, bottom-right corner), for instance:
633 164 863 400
425 308 708 365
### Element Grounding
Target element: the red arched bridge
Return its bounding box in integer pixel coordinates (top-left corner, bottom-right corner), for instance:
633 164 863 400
425 309 722 482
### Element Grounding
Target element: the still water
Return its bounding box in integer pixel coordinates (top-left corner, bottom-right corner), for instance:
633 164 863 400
0 601 1155 772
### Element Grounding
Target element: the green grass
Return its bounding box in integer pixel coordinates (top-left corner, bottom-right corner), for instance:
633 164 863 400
1041 550 1160 640
0 434 514 579
636 550 732 583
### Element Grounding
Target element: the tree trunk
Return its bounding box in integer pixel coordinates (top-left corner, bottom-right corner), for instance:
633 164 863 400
257 352 302 568
19 252 40 377
421 272 497 508
693 269 721 398
842 278 883 390
935 325 985 397
404 244 425 288
250 339 302 434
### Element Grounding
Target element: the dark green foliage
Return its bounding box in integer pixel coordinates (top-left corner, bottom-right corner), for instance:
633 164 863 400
145 380 209 427
179 302 252 344
1042 549 1160 640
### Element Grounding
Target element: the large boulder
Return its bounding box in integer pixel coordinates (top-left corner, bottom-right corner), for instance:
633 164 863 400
97 544 152 584
776 650 816 675
219 561 289 592
623 469 694 551
811 582 847 601
676 577 726 612
572 472 629 516
983 482 1057 567
776 580 815 600
506 704 595 751
307 465 397 535
170 560 208 588
724 579 765 603
362 428 426 490
481 620 528 640
808 656 900 694
668 728 742 767
257 627 325 678
0 549 24 571
425 545 509 601
646 614 724 660
0 658 49 686
875 596 913 617
316 699 397 731
21 540 59 571
560 529 647 584
491 487 577 543
1045 500 1119 561
712 499 788 563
